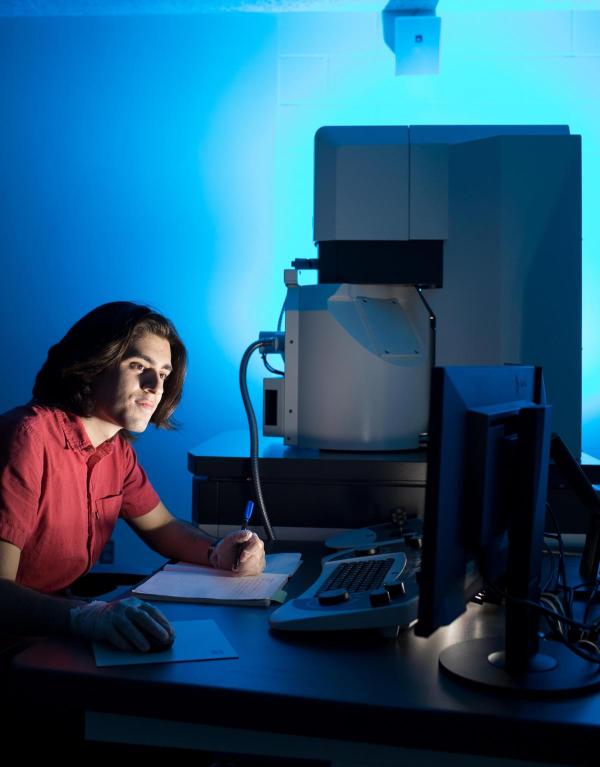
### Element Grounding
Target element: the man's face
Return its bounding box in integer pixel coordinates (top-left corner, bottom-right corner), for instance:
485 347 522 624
92 333 173 433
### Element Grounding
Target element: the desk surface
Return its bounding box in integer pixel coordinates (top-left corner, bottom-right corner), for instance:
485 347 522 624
10 544 600 765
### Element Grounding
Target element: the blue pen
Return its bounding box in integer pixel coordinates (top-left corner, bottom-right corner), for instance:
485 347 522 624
233 500 255 570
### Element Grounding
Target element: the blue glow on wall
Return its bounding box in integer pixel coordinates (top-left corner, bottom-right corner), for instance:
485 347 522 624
0 15 282 568
1 8 599 566
274 9 600 462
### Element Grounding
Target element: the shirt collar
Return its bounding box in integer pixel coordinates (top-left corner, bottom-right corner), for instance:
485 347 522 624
56 409 116 459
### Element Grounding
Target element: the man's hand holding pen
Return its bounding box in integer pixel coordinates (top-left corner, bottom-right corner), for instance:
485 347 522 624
209 530 265 575
208 501 265 576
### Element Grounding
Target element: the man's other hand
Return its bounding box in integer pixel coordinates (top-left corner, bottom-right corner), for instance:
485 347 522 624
69 596 175 652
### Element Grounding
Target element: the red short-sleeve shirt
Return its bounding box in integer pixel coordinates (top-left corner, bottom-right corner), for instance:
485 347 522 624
0 404 160 593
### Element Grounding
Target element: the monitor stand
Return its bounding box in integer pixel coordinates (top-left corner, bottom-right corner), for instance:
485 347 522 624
440 638 600 694
440 407 600 696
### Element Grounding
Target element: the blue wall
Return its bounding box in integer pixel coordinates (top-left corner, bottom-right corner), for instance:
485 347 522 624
1 9 599 568
0 14 281 568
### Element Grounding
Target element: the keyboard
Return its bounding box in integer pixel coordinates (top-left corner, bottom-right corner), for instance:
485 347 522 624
317 557 397 596
269 533 421 635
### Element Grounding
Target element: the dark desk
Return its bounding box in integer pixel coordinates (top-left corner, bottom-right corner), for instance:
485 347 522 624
9 543 600 766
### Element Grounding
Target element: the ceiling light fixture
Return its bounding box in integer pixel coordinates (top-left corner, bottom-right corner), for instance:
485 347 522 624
382 0 441 75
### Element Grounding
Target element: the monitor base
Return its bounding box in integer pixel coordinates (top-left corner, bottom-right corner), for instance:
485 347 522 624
440 638 600 695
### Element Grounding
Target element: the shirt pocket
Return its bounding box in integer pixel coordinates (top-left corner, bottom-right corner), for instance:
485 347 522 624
94 493 123 556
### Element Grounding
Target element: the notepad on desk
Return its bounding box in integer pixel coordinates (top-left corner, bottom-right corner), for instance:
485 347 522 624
132 552 302 607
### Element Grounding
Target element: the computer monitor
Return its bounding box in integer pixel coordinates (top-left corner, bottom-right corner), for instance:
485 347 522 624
415 365 600 694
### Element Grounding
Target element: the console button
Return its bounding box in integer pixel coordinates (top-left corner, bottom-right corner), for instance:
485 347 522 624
385 581 407 598
369 589 392 607
354 547 377 557
318 589 350 605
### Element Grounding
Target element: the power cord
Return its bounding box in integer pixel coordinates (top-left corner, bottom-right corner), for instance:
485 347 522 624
239 339 276 543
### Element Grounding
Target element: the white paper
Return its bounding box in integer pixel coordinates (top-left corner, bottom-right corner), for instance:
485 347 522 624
264 552 303 577
132 567 289 603
93 619 238 667
164 552 302 578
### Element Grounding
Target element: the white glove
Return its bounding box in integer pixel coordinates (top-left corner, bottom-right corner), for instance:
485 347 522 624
209 530 266 575
69 596 175 652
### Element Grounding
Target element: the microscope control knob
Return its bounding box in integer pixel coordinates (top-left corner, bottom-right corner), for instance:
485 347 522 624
355 547 377 557
318 589 350 606
369 589 392 608
384 581 407 598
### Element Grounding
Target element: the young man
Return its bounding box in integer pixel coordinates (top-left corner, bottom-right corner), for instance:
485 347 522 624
0 302 265 652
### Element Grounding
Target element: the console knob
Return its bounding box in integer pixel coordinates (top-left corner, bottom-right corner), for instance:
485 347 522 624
369 589 392 607
355 547 377 557
318 589 350 605
385 581 407 598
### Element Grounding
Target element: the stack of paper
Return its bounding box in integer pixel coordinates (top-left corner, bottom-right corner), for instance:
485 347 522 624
132 552 302 607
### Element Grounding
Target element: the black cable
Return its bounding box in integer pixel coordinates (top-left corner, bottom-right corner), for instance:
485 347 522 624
239 340 276 543
547 627 600 665
542 538 559 592
276 297 286 332
584 580 600 625
480 502 600 662
261 354 284 376
484 579 600 635
545 502 572 617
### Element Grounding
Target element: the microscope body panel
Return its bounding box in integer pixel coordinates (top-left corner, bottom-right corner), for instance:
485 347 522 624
269 125 581 457
276 283 431 450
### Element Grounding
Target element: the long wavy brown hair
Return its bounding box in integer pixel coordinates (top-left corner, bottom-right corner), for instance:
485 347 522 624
33 302 187 431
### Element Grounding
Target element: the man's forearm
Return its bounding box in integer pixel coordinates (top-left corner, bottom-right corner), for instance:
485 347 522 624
139 519 214 565
0 578 83 637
